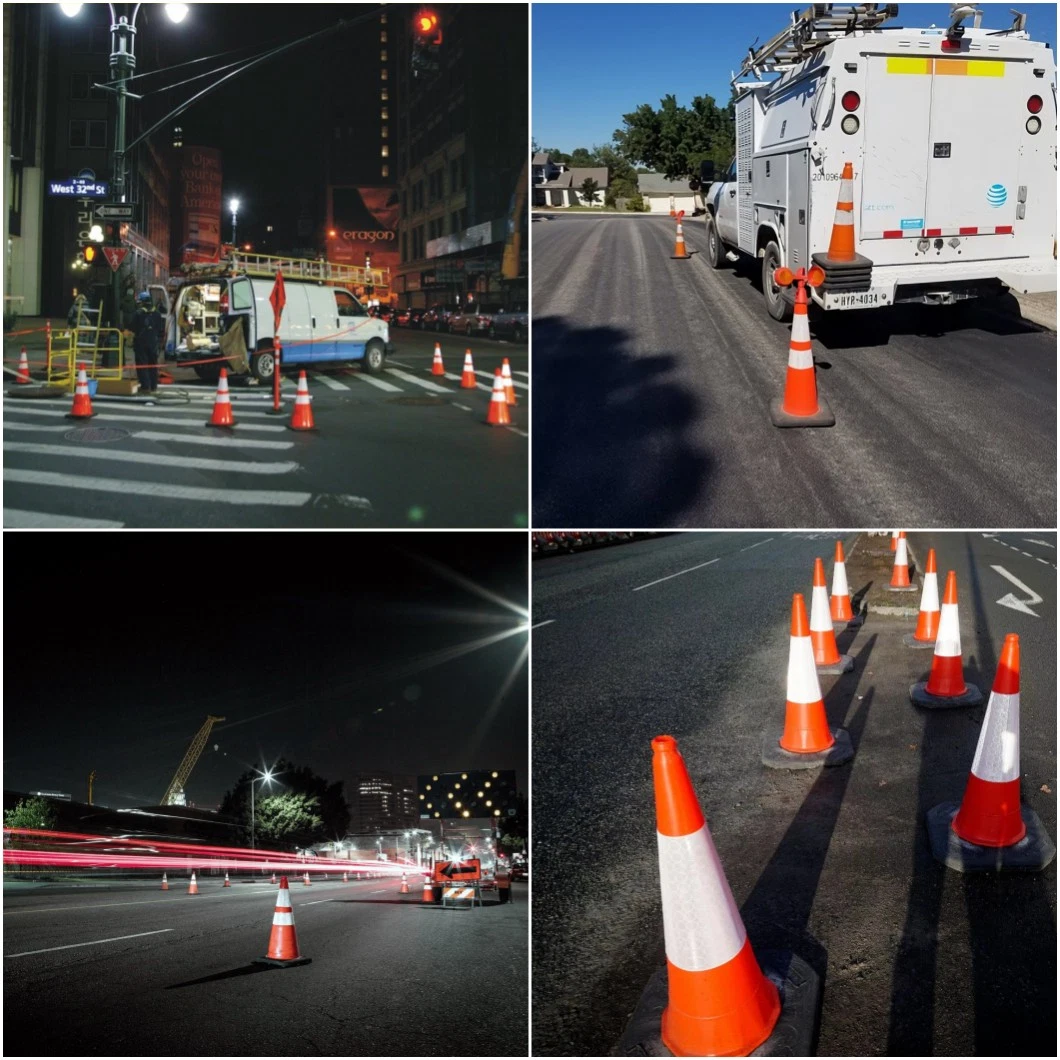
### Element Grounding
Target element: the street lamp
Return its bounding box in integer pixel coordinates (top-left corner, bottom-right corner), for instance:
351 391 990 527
230 198 240 245
247 767 275 854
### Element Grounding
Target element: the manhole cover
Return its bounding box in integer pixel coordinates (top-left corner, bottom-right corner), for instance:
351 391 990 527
64 426 130 444
387 396 446 407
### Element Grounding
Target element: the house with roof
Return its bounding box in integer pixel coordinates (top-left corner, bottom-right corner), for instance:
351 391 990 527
534 160 609 208
637 173 700 215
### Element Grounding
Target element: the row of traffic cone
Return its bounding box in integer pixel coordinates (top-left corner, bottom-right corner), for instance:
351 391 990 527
431 344 520 427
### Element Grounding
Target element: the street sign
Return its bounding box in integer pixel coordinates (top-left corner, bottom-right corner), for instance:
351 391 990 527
433 858 481 882
269 271 286 334
94 203 138 221
102 246 129 272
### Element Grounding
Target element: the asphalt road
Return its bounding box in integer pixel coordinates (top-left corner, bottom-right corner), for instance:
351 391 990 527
531 214 1056 528
531 531 1056 1056
2 329 527 528
3 872 528 1056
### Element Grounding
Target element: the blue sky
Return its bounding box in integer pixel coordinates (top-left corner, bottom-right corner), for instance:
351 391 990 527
533 3 1057 152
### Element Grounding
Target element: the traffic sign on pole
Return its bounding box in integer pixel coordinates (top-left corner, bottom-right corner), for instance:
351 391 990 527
94 203 138 221
102 246 130 272
433 858 481 882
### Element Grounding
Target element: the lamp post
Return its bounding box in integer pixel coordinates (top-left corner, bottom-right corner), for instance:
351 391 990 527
247 767 275 854
230 198 240 246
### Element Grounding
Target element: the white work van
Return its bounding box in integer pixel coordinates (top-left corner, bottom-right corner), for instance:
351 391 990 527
700 4 1056 321
158 252 392 383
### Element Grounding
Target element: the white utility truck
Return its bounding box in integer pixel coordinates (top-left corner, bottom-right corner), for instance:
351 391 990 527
700 4 1056 321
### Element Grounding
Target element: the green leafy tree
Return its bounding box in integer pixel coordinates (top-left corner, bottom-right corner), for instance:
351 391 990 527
579 177 600 206
623 193 649 213
254 792 324 849
4 797 58 833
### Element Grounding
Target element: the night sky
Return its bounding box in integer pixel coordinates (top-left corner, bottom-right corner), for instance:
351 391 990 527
5 533 528 810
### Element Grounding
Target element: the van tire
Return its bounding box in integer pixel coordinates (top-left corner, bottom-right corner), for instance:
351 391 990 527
762 240 793 323
193 364 222 385
251 348 276 382
362 339 386 374
704 214 726 269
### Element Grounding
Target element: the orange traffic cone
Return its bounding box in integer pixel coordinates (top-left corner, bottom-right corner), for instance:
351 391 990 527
769 274 834 427
670 212 690 259
15 347 31 384
927 635 1056 872
431 343 444 376
188 872 198 895
422 876 436 903
486 368 511 426
501 357 518 406
810 558 853 673
763 594 853 768
66 363 95 420
206 368 236 428
400 873 410 894
905 548 940 648
303 872 311 886
271 873 277 884
829 541 858 625
460 349 477 388
224 872 231 888
161 873 169 891
287 370 316 431
343 871 348 882
253 876 312 967
910 572 984 708
889 532 915 591
826 161 857 262
891 531 899 553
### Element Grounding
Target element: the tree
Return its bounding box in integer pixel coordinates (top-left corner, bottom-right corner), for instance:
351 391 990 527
579 177 600 206
254 792 324 849
4 797 58 833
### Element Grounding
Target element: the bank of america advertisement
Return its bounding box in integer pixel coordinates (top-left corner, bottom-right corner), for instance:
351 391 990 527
171 145 223 266
326 185 399 274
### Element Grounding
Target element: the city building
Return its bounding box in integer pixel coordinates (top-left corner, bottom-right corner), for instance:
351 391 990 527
392 4 528 312
351 772 418 833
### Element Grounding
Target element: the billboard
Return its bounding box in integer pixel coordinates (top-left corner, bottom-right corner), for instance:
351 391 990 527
416 769 518 821
171 146 223 267
327 185 399 276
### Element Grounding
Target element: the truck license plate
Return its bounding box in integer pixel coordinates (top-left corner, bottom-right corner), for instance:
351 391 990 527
824 289 884 310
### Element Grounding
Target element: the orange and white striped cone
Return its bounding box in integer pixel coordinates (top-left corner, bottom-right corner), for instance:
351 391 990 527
303 872 311 887
431 342 444 376
826 162 857 263
422 876 437 903
486 368 511 426
66 363 95 420
271 873 277 884
888 532 916 591
205 368 236 428
829 540 859 626
769 282 834 427
188 872 198 895
343 871 348 883
253 876 312 967
15 347 31 384
161 873 169 891
400 873 410 894
910 571 984 709
904 548 940 648
460 349 477 388
501 357 518 406
223 872 231 888
927 635 1056 872
670 213 690 260
810 558 853 674
763 593 852 768
287 370 317 431
891 531 899 553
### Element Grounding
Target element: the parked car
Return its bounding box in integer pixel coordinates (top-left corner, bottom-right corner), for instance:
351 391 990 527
488 306 528 343
448 303 504 337
393 307 411 327
422 303 458 331
369 304 393 324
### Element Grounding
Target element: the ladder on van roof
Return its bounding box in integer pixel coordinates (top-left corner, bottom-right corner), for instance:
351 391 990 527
733 3 898 83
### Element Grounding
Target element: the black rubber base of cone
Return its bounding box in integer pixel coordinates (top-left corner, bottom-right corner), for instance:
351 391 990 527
265 406 288 417
926 802 1056 873
206 421 236 430
761 725 853 770
670 253 692 260
886 584 918 593
811 251 874 272
286 424 318 432
902 632 936 649
817 653 854 675
769 396 835 428
910 681 984 709
611 950 819 1057
253 954 312 968
65 412 95 420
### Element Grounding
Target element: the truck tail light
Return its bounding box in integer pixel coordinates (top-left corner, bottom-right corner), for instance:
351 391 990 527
1026 116 1042 134
219 291 229 313
1027 95 1043 113
841 91 860 111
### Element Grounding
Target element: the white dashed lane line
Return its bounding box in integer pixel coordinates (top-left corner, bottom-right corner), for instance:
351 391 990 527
531 619 555 629
632 558 720 592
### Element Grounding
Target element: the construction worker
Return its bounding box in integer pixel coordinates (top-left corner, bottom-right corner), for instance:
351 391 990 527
127 291 162 395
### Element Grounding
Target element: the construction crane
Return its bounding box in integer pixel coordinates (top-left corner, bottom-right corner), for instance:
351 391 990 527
87 770 96 806
161 715 225 806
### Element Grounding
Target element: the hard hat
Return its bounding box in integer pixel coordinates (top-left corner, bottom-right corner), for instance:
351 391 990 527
138 291 152 303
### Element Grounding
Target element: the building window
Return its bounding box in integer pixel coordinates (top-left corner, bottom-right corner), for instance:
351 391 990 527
69 119 107 149
380 49 387 61
381 107 389 120
380 12 386 23
382 164 389 178
381 88 389 101
381 145 389 158
380 30 387 43
381 68 388 81
69 72 106 101
381 125 388 139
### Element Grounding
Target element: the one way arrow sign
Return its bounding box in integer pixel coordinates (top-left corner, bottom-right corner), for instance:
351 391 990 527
992 565 1042 617
434 858 480 882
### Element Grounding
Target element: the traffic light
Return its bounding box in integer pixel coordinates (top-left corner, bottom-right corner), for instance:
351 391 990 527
81 244 99 265
412 8 442 76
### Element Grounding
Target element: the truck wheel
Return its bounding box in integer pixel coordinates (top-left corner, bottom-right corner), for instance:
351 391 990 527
762 241 793 323
193 364 221 385
704 214 726 269
362 339 386 374
251 348 275 382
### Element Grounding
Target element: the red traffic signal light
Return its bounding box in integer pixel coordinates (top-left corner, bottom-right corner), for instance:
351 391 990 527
414 9 442 44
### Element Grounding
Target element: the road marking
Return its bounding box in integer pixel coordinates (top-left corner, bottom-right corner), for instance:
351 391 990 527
369 889 388 894
4 422 294 450
5 442 298 476
311 373 349 391
531 619 555 629
4 405 289 432
5 395 287 417
1023 538 1054 548
739 537 773 552
3 508 124 528
514 370 528 379
2 888 279 916
632 558 720 592
352 372 402 393
991 565 1042 617
385 368 452 394
302 899 334 906
5 468 310 506
505 426 528 437
452 403 473 412
443 372 491 393
474 370 528 390
6 928 173 958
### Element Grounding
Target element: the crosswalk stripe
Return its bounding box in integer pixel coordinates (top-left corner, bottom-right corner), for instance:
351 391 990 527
5 468 310 506
5 441 298 476
351 372 402 393
4 508 124 529
2 421 294 450
3 406 290 432
384 368 453 394
474 370 528 390
443 372 491 393
311 373 350 392
5 396 288 420
514 370 528 379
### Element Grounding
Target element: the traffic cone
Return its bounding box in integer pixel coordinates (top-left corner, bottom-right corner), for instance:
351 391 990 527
343 871 348 882
287 370 316 431
651 735 780 1055
205 368 236 428
253 876 312 967
224 872 231 888
400 873 410 894
422 876 436 903
888 532 915 591
910 571 984 708
904 548 940 648
891 531 899 553
271 873 277 884
830 541 858 625
769 282 834 427
161 873 169 891
303 872 311 886
810 558 853 673
501 357 518 406
670 213 690 259
66 363 95 420
188 872 198 895
460 349 476 388
826 161 857 262
486 368 511 426
15 347 31 384
763 594 853 768
431 342 444 375
927 635 1056 872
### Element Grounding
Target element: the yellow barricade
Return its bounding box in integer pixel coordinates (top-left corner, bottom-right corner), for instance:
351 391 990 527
48 327 126 390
